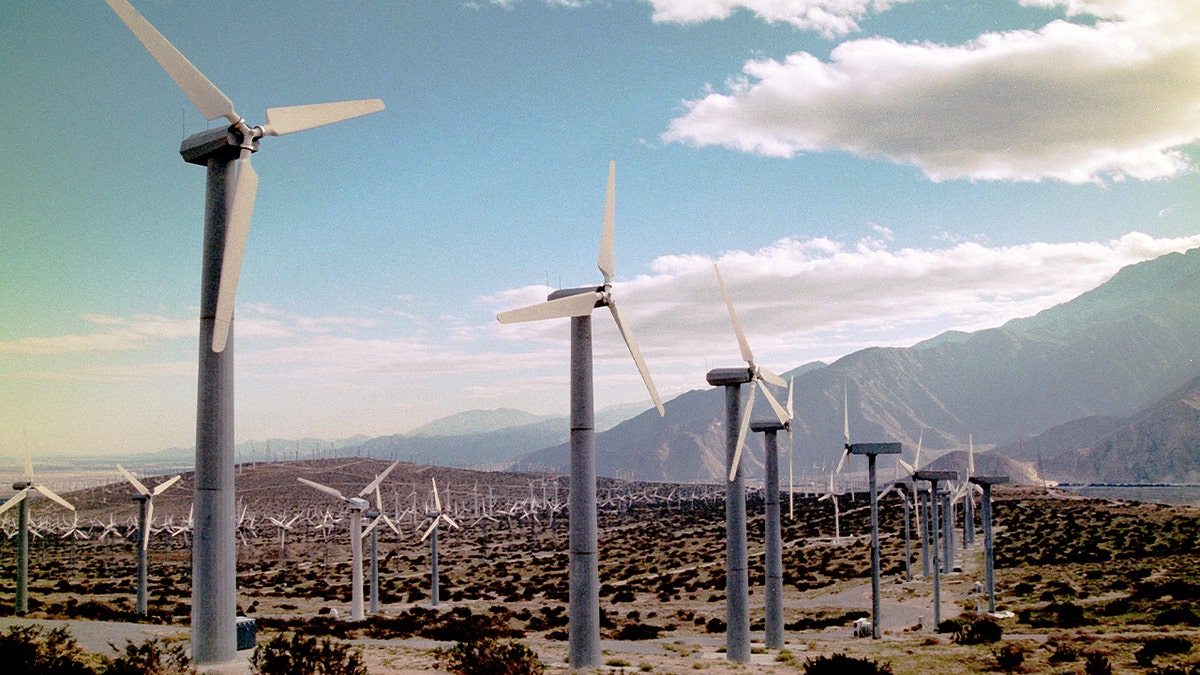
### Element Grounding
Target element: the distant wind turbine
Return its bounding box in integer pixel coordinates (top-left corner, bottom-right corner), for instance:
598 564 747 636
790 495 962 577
118 465 182 616
420 478 460 607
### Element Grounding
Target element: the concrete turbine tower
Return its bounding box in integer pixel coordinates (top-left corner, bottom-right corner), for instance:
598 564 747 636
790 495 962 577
496 161 663 671
102 1 383 663
118 465 182 616
0 430 76 615
708 263 789 663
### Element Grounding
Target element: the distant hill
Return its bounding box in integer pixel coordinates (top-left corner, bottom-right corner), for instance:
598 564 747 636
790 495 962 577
407 409 557 437
517 248 1200 483
1042 376 1200 484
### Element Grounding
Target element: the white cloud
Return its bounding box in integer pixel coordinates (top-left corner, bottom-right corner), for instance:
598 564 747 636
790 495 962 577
663 0 1200 183
647 0 910 37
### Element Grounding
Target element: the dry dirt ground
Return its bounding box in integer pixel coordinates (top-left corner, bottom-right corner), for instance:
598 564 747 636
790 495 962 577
2 459 1199 674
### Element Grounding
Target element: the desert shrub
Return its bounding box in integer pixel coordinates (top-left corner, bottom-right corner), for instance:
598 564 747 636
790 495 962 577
1135 636 1193 668
0 624 95 675
1048 642 1079 663
435 638 543 675
704 617 725 633
1147 666 1200 675
102 639 193 675
251 633 366 675
1156 607 1200 626
993 643 1025 672
615 623 663 641
1084 652 1112 675
946 614 1002 644
802 653 893 675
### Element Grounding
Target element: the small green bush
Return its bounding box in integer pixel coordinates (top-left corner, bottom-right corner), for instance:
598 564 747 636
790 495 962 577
1135 636 1193 668
802 653 893 675
251 633 366 675
1083 652 1112 675
103 639 193 675
948 614 1002 644
0 624 95 675
435 638 544 675
993 643 1025 672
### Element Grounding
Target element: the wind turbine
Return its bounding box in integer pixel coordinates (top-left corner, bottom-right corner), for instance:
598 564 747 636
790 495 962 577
749 379 793 650
707 263 788 664
0 430 75 615
361 485 401 614
495 161 663 671
118 465 182 616
420 478 460 607
298 460 399 621
817 469 841 544
103 0 383 664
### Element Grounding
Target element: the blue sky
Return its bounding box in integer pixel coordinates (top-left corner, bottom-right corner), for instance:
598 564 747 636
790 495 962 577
2 0 1198 458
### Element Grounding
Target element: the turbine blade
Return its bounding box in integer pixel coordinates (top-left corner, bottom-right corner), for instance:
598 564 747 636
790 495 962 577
443 514 460 530
432 477 442 514
104 0 238 124
757 379 789 425
607 301 664 416
153 474 182 496
835 447 849 475
497 291 601 324
968 433 975 476
787 376 794 419
35 485 75 512
597 161 615 283
22 428 33 482
843 384 850 446
213 150 258 353
143 499 155 551
420 520 438 542
0 489 29 516
261 99 385 136
360 459 401 498
897 457 915 475
381 514 401 536
758 366 787 389
118 464 151 496
714 264 754 366
298 477 347 501
728 383 757 482
361 516 380 539
915 430 923 469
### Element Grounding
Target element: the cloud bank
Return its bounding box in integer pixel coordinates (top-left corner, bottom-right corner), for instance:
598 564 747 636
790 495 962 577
662 0 1200 183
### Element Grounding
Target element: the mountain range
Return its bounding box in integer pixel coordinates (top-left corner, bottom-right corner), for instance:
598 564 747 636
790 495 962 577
516 247 1200 484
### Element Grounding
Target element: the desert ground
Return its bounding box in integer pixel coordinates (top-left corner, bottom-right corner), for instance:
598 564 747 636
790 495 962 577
2 458 1199 674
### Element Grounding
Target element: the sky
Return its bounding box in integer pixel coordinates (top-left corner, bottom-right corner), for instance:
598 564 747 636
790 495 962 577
2 0 1199 460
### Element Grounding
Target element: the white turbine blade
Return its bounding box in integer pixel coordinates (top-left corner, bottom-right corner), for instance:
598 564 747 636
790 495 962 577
442 514 460 530
432 478 442 514
152 474 182 496
118 464 151 496
607 301 664 416
104 0 238 124
714 264 754 366
835 447 849 475
360 459 401 498
142 499 155 551
597 161 615 283
0 489 29 516
758 366 787 389
728 383 757 482
787 376 794 420
212 150 258 353
22 428 33 482
968 433 975 476
843 384 850 446
361 516 380 539
757 379 789 425
381 513 401 536
420 519 439 542
897 456 915 475
298 477 347 501
34 485 75 512
260 99 385 136
915 430 923 469
496 291 601 324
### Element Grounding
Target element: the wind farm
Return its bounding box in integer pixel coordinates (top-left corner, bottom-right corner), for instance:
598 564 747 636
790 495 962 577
5 0 1200 674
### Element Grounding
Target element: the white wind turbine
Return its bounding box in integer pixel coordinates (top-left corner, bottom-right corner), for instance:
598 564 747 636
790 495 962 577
708 263 789 664
361 484 401 614
118 465 182 616
298 460 400 621
496 161 663 671
103 1 383 664
0 430 75 615
420 477 460 607
818 469 842 544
